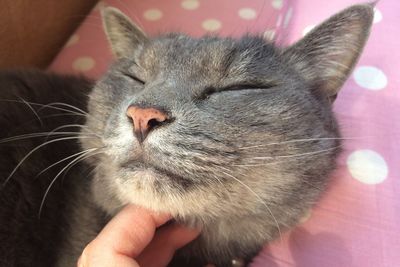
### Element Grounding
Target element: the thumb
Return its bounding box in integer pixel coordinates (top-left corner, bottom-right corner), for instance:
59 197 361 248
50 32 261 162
136 223 200 267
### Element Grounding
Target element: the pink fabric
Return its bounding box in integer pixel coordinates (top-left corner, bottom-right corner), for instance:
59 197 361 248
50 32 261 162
49 0 400 266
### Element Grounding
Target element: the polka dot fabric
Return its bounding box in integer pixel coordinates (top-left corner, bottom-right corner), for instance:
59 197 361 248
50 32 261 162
49 0 400 266
50 0 291 78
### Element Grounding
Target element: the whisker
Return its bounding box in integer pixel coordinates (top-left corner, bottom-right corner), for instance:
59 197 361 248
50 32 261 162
209 173 233 203
238 137 367 150
38 102 88 116
38 148 100 218
35 148 98 178
0 99 85 116
36 113 87 119
0 132 95 144
18 97 43 127
48 124 88 133
218 166 283 241
37 102 104 124
0 99 105 127
2 136 93 187
0 113 88 134
232 146 341 167
36 104 85 116
45 124 101 140
36 112 103 125
59 149 105 184
250 146 341 160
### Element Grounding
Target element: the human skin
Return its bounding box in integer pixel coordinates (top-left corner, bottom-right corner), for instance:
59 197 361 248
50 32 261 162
77 205 202 267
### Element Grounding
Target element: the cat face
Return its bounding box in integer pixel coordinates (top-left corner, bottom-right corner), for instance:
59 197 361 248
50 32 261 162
81 5 373 225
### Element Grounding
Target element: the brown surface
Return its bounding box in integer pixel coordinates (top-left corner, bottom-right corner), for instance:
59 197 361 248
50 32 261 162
0 0 99 69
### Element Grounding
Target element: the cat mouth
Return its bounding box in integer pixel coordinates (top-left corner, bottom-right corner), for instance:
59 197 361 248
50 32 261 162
120 160 192 186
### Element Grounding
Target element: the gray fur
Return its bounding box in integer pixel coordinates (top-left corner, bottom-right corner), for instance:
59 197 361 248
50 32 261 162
0 3 373 267
102 7 148 59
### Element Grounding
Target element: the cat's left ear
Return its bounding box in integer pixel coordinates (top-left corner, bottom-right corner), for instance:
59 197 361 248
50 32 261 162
102 7 148 59
282 4 374 103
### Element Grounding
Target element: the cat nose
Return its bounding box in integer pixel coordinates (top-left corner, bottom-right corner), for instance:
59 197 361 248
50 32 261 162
126 106 169 142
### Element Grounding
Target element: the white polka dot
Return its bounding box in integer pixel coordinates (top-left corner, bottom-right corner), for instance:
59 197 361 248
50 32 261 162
72 57 95 72
272 0 284 10
238 8 257 20
181 0 199 10
347 150 388 184
263 30 276 41
66 34 79 47
302 25 315 36
143 9 163 21
202 19 222 32
373 8 382 23
353 66 388 90
283 7 293 28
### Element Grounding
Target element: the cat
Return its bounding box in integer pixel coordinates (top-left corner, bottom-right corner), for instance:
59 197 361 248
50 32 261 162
0 3 373 267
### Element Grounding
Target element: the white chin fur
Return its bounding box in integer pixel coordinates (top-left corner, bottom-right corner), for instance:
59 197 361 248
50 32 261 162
115 170 211 218
91 163 219 220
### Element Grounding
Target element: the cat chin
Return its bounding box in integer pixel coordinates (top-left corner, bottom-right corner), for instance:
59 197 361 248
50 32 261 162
91 164 219 221
114 170 215 218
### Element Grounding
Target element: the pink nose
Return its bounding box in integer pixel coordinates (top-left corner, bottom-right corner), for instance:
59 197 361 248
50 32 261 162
126 106 168 142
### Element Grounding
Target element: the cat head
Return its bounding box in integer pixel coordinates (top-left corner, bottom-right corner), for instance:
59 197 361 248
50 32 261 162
81 4 373 225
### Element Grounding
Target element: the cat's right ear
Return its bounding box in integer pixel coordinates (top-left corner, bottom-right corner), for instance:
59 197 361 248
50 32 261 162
102 7 148 59
282 4 373 103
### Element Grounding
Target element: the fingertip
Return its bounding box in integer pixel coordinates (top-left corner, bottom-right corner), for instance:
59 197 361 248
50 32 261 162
124 205 172 227
136 223 201 267
92 204 173 260
77 255 83 267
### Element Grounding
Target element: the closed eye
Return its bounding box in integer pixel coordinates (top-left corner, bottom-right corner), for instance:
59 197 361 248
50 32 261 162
199 82 277 99
123 73 145 85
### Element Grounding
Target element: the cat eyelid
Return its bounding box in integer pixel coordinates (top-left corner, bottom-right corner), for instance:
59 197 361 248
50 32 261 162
122 72 145 85
220 82 276 92
201 82 277 99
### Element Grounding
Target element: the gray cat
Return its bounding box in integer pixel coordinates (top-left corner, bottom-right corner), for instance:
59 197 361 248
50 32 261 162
0 3 373 267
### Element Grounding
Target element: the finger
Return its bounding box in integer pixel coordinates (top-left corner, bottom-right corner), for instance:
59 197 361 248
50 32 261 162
136 223 200 267
97 205 171 257
79 205 171 267
77 249 139 267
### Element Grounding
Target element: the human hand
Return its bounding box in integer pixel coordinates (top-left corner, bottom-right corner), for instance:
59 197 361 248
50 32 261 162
77 205 200 267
